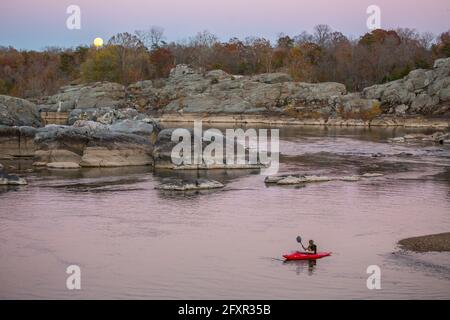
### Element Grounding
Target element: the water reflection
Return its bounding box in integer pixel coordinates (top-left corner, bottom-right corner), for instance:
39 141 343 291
284 259 317 276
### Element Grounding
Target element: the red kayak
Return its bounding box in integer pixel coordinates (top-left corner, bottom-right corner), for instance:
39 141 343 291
283 252 331 261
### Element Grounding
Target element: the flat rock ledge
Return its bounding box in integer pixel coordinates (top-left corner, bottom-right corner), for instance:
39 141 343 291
389 132 449 144
0 168 27 185
46 162 81 169
398 233 450 252
265 173 384 185
155 178 224 191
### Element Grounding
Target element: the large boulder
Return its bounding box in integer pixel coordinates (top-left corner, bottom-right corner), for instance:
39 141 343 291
153 128 263 170
0 95 41 127
33 124 155 168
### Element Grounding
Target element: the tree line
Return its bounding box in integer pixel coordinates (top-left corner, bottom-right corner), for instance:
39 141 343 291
1 25 449 99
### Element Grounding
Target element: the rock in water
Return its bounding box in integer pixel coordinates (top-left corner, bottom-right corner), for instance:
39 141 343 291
33 125 155 168
361 173 384 178
156 178 224 191
265 173 382 185
0 169 27 185
46 162 81 169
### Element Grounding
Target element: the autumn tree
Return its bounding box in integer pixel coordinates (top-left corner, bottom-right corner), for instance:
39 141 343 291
433 31 450 57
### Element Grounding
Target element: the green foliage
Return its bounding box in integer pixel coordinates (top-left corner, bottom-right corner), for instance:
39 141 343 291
0 79 11 94
383 65 412 83
81 47 121 82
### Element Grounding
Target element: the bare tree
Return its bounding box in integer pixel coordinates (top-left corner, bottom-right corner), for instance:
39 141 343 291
313 24 332 46
135 26 166 50
419 32 435 49
293 31 314 45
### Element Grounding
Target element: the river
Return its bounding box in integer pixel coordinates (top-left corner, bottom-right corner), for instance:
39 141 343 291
1 126 449 299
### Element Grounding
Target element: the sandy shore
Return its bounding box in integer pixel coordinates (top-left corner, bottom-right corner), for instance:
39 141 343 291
399 233 450 252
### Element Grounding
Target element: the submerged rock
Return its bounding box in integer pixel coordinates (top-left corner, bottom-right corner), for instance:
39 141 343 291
389 137 406 143
265 174 334 185
361 173 384 178
0 169 27 185
265 173 383 185
156 178 224 191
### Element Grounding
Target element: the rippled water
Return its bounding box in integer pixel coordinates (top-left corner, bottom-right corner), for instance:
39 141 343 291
1 126 450 299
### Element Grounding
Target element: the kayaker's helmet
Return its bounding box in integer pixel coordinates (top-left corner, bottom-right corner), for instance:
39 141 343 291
296 236 302 243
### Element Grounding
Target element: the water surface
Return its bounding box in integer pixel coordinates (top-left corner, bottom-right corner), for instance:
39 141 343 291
1 126 450 299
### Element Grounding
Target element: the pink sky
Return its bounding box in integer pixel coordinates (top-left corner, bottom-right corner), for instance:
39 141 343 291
1 0 449 49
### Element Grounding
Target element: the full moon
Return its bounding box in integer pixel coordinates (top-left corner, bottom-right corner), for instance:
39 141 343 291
93 37 104 48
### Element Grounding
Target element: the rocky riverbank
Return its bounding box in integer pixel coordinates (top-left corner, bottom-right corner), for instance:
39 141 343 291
1 57 449 170
399 233 450 252
1 58 449 129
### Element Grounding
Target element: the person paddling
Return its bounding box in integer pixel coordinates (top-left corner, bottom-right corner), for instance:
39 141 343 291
302 240 317 254
297 237 317 255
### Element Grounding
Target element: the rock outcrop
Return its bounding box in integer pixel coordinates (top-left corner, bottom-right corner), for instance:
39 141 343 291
124 59 449 122
131 64 348 117
5 57 447 130
0 95 41 127
37 82 126 112
363 58 450 116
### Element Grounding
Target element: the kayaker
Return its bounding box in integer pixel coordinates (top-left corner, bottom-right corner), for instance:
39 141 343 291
301 240 317 255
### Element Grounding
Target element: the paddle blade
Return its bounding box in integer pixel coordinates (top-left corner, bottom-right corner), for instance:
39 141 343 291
296 236 302 243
